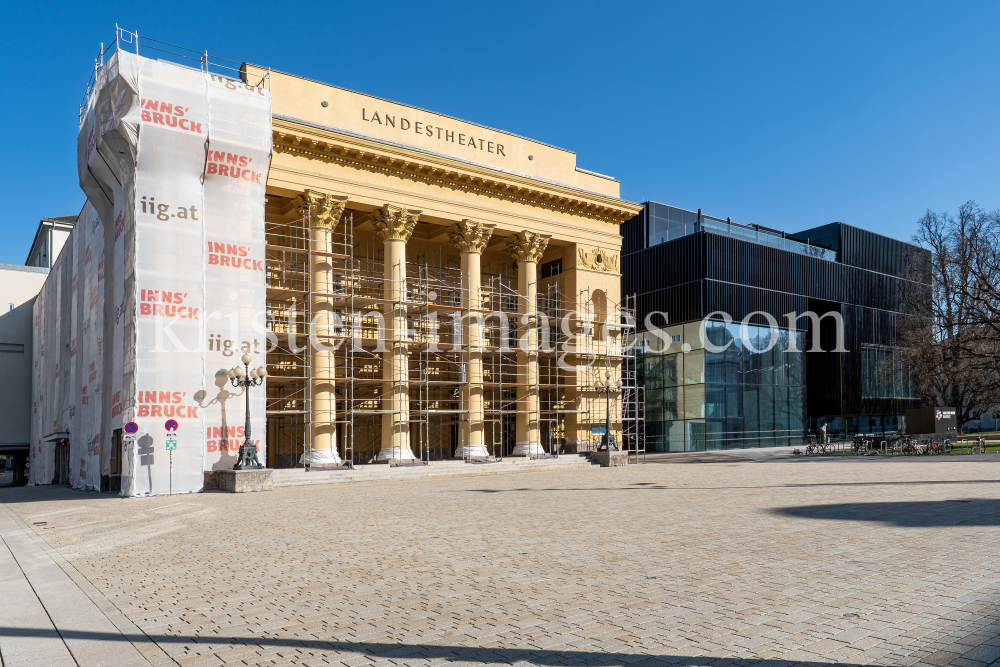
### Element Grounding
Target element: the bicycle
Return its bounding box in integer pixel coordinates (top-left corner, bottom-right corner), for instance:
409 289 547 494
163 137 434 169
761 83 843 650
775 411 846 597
971 437 987 454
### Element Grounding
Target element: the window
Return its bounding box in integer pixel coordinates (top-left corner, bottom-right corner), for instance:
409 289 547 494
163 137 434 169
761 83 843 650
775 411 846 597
861 345 918 399
540 258 561 278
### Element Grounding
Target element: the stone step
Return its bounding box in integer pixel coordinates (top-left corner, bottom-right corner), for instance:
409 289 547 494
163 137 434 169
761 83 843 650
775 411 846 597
270 454 596 488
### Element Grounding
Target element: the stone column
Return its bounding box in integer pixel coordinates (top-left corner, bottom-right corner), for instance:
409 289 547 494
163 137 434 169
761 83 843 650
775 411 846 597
369 204 420 462
506 231 550 456
296 190 347 466
448 220 495 458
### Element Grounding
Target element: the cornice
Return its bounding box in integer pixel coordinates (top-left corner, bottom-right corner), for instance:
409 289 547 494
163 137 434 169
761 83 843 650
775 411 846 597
270 117 641 225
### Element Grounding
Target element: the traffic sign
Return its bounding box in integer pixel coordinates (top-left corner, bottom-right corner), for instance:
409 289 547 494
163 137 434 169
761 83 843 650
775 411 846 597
164 419 178 432
165 435 177 451
124 422 138 434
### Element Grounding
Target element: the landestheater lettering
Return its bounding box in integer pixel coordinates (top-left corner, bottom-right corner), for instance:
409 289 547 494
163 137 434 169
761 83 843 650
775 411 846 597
362 108 506 157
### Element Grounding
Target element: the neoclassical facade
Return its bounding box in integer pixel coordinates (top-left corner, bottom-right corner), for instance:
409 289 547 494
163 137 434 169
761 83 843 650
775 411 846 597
250 66 642 465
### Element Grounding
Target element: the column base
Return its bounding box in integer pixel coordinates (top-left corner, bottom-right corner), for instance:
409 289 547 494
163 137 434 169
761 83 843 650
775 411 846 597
453 445 491 459
376 447 418 462
300 448 342 466
510 441 545 456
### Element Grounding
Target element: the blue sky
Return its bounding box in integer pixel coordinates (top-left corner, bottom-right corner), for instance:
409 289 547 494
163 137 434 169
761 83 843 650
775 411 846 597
1 1 997 265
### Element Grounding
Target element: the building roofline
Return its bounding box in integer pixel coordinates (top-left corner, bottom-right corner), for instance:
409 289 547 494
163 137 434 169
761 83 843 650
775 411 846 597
0 263 49 274
25 215 78 266
250 64 578 157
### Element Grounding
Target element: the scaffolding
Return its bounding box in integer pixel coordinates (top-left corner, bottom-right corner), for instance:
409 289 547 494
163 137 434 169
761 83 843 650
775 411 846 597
264 205 644 467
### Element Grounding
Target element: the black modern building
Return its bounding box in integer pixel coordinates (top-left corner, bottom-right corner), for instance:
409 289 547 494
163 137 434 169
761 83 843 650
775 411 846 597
622 201 925 451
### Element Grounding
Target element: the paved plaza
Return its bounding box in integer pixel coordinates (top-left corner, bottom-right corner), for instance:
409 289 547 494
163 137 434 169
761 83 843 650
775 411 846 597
1 454 1000 667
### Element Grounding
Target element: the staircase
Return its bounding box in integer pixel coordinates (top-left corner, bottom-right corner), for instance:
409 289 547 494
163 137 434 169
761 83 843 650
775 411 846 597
271 453 596 489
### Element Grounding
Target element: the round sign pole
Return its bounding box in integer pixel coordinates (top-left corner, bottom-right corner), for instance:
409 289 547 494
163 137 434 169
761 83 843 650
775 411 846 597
164 420 178 496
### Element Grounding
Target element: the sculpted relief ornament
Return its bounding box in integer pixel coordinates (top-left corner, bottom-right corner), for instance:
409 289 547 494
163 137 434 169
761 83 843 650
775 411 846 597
578 246 619 273
505 230 550 263
295 189 348 230
449 219 496 254
368 204 421 242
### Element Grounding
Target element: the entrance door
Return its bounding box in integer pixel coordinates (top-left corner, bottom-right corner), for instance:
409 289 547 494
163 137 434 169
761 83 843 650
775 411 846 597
107 429 122 492
53 439 70 485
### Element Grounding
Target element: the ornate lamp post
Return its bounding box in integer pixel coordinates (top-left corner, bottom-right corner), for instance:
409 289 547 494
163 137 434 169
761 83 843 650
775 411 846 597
228 353 267 470
595 371 620 451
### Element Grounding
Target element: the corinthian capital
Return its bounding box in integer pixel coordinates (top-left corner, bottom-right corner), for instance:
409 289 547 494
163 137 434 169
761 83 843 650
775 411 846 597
294 190 348 230
368 204 420 242
448 219 495 254
505 230 550 263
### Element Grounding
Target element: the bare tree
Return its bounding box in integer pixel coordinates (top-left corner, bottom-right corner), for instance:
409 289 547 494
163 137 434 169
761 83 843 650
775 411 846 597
901 201 1000 429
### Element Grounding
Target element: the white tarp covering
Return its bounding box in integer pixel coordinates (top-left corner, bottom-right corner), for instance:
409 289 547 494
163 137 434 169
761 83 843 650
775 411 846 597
30 50 271 495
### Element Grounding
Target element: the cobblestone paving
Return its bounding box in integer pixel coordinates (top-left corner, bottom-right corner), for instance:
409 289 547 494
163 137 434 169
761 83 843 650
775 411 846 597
2 456 1000 667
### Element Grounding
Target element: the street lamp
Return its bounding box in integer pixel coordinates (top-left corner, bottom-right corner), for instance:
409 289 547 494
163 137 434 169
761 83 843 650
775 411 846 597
595 371 620 451
228 353 267 470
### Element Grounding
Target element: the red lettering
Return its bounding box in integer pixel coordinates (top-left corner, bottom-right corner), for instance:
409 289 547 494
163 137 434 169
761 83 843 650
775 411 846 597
239 246 248 257
152 112 165 124
160 103 173 115
241 169 250 181
159 391 171 404
143 99 158 110
243 258 253 270
153 304 165 316
253 260 263 271
219 165 229 177
165 305 176 317
188 406 198 418
207 162 217 175
226 244 238 256
164 406 175 417
192 122 202 133
179 119 189 131
140 303 151 315
207 440 218 452
165 115 177 127
189 309 199 320
151 406 162 417
226 153 238 165
143 391 156 403
239 156 249 167
220 256 231 267
213 151 225 162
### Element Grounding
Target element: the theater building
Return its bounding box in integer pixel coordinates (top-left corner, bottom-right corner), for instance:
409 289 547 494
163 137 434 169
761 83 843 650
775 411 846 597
621 202 925 451
29 30 642 494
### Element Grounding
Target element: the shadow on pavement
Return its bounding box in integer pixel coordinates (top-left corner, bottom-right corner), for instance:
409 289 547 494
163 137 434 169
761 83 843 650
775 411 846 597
0 626 874 666
772 498 1000 527
0 484 124 504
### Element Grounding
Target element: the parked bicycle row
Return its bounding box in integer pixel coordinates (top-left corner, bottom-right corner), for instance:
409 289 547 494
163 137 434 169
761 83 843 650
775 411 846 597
793 434 992 456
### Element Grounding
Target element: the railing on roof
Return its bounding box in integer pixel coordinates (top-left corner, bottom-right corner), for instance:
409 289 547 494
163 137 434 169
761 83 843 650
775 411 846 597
79 25 270 125
700 218 837 261
649 212 837 262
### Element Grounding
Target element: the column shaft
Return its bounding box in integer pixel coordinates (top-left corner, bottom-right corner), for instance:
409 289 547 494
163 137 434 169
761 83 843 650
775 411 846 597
295 190 346 466
308 225 340 464
457 250 487 457
369 204 420 462
505 230 549 457
513 259 541 455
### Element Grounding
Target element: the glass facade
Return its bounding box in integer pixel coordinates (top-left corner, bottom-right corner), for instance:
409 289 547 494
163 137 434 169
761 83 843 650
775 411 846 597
637 320 806 452
645 202 836 262
861 344 919 400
